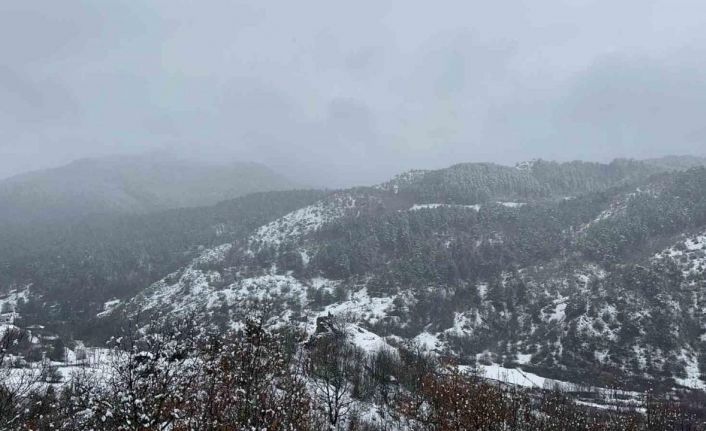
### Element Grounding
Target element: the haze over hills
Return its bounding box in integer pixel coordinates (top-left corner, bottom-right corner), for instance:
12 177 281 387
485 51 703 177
8 0 706 426
3 155 706 428
643 155 706 171
1 157 703 336
0 155 702 320
114 155 706 386
0 154 296 224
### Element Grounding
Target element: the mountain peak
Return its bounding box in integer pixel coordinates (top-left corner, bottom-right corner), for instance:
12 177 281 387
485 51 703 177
0 154 296 225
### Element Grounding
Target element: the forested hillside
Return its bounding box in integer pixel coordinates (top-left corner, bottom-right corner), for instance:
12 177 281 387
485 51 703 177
115 158 706 389
380 159 661 205
3 157 706 429
0 189 326 341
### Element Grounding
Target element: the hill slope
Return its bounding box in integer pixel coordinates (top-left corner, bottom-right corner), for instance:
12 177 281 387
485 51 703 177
4 156 706 430
6 156 706 388
0 189 327 341
0 154 295 224
110 158 706 390
380 159 662 205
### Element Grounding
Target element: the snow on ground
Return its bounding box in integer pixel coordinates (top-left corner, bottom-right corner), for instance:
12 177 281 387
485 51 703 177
234 274 308 304
515 160 537 171
97 298 121 318
0 323 19 338
469 363 553 389
138 263 398 339
591 208 616 224
321 288 395 328
249 197 354 247
498 202 525 208
346 324 394 354
477 283 488 299
654 232 706 278
683 235 706 251
0 286 30 314
516 353 533 365
140 266 217 312
141 270 311 318
675 349 706 390
580 188 656 233
137 243 233 312
546 300 567 323
446 311 479 338
407 202 525 212
409 203 481 211
655 234 706 258
376 170 430 192
460 362 644 409
352 402 401 430
2 347 114 392
194 243 232 266
414 332 441 351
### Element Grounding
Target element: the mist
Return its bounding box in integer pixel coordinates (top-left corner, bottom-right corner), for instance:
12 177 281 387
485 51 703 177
2 0 706 187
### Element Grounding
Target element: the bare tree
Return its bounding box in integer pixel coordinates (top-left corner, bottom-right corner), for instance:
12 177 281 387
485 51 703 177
308 319 358 430
0 327 44 427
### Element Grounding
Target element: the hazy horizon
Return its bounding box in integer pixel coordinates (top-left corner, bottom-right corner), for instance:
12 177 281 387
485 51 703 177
3 1 706 187
3 151 705 189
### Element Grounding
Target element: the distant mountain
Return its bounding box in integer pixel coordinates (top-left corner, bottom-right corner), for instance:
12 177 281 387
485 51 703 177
0 154 295 224
644 155 706 171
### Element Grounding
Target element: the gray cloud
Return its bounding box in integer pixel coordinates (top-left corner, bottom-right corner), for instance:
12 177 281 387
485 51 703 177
2 1 706 187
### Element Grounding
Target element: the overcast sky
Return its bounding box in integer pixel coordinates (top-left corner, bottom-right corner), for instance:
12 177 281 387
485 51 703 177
2 1 706 186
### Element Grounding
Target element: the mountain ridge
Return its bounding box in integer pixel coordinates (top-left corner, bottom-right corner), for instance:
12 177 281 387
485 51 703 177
4 155 706 390
0 153 296 225
99 156 706 391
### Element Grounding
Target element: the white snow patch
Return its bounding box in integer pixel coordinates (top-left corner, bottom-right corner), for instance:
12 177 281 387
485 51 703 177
135 243 233 312
477 283 488 300
675 349 706 390
516 353 533 365
347 324 393 354
497 202 525 208
321 288 395 328
194 243 232 266
462 363 553 389
654 232 706 278
250 198 354 247
546 300 567 323
407 202 525 212
0 286 30 314
97 299 121 318
409 203 481 211
414 332 440 351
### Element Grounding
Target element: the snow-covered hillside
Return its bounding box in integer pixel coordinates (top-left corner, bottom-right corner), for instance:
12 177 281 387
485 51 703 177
90 163 706 398
249 197 354 248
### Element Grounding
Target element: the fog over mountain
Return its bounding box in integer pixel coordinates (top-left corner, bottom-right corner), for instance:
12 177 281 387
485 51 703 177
6 2 706 429
2 1 706 187
0 153 295 224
